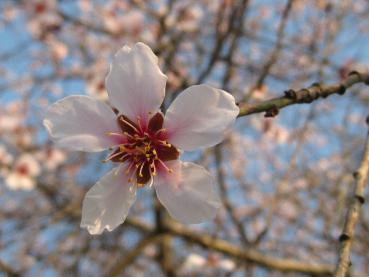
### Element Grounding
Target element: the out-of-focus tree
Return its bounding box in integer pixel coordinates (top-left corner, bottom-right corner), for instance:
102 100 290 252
1 0 369 276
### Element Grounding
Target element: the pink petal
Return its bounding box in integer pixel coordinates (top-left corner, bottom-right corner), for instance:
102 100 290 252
105 42 167 123
43 95 120 152
164 85 239 151
80 167 136 235
154 161 221 224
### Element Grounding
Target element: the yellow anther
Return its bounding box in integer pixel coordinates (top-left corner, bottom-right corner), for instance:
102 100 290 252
168 169 173 173
138 163 145 177
152 149 157 155
106 132 124 137
150 162 157 176
123 131 133 138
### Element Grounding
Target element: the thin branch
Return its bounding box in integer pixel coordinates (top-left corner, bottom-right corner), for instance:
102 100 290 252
154 197 177 276
125 218 333 276
166 221 332 276
238 71 369 117
252 0 294 90
33 188 333 276
57 10 117 36
334 117 369 277
196 1 242 83
214 144 249 245
107 233 163 277
0 259 20 277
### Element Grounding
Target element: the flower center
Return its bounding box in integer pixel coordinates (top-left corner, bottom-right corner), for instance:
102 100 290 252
104 112 179 187
16 164 29 176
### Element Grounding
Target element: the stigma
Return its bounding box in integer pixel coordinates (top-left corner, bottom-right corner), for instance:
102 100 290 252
104 112 179 187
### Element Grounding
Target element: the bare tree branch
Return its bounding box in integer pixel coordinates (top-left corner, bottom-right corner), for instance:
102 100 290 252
107 233 163 277
125 218 333 276
335 117 369 277
238 71 369 117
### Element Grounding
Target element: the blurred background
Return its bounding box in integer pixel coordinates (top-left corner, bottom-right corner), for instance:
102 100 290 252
1 0 369 276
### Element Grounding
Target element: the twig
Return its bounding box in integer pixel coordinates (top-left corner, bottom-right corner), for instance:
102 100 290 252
107 233 163 277
125 218 333 276
214 145 249 245
238 71 369 117
41 197 334 276
0 259 20 277
166 221 332 276
252 0 294 90
334 117 369 277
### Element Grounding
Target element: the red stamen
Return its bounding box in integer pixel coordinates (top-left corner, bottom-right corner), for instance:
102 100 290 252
120 117 140 133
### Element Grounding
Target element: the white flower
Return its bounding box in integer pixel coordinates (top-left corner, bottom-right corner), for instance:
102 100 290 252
36 148 66 170
5 154 41 190
180 253 236 275
43 42 239 235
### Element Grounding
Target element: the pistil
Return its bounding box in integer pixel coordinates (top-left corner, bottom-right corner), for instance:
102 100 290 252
105 112 180 187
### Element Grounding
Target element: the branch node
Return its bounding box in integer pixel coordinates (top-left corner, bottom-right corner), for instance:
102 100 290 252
264 105 279 117
337 84 346 95
339 233 350 242
348 70 360 77
300 88 314 103
348 70 369 85
355 194 365 204
310 82 320 87
284 89 297 99
352 171 359 179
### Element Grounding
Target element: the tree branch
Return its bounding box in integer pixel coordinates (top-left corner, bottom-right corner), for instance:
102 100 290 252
238 71 369 118
125 218 333 276
214 144 249 245
0 259 20 277
334 117 369 277
107 233 163 277
252 0 294 90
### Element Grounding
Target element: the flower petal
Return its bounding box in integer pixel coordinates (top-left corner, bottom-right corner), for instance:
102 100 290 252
164 85 239 151
81 167 136 235
105 42 167 123
154 161 221 224
43 95 120 152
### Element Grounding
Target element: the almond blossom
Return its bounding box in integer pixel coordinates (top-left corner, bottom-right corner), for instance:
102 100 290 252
5 154 41 190
43 42 239 235
35 147 66 171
